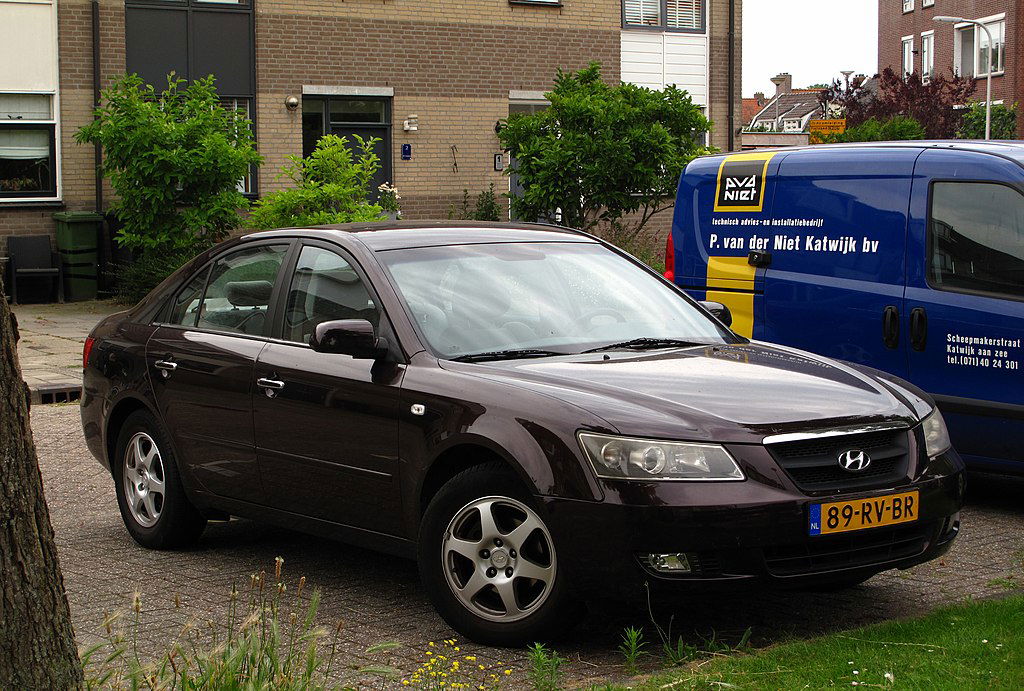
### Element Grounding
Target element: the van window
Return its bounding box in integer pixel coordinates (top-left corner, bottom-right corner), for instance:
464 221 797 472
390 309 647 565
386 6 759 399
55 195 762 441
929 181 1024 299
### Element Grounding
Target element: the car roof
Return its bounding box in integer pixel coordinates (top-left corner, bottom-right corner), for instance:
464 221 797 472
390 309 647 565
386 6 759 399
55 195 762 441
240 220 596 251
713 140 1024 166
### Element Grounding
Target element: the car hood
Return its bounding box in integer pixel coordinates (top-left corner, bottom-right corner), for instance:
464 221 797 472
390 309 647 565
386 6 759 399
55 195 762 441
442 342 927 443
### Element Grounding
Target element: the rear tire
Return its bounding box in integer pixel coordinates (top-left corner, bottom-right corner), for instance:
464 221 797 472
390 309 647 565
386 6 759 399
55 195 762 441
113 410 206 549
418 462 583 646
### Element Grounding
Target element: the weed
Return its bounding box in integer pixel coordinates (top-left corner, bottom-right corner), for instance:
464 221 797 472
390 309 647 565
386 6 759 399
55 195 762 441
618 626 647 675
527 642 564 690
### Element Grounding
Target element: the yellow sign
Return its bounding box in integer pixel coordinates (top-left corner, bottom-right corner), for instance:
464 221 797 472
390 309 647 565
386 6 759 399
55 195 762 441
713 152 776 213
809 119 847 143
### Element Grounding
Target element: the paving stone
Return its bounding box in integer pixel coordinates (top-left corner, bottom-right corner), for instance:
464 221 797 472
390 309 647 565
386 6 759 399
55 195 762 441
27 403 1024 687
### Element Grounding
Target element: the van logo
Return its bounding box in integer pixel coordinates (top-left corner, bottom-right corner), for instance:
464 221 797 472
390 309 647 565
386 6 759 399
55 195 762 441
714 153 775 212
837 449 871 472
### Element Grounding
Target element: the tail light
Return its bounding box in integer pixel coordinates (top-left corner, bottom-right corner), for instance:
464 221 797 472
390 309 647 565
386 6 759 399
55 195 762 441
663 232 675 282
83 336 95 369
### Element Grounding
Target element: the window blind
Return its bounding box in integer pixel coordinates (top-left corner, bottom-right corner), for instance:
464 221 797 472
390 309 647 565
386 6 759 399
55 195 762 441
624 0 660 26
666 0 702 29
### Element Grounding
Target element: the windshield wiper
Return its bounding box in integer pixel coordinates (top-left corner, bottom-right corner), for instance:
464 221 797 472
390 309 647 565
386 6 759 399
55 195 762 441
582 338 705 353
450 348 566 363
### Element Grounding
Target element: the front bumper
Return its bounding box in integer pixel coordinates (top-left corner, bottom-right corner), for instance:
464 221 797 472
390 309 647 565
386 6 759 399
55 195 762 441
542 455 965 599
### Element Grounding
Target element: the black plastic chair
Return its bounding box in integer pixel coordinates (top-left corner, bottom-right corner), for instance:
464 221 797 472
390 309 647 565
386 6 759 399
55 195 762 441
7 235 63 304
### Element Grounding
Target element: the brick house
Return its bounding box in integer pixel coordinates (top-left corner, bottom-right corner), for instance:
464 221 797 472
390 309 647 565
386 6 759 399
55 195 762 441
877 0 1019 132
0 0 740 255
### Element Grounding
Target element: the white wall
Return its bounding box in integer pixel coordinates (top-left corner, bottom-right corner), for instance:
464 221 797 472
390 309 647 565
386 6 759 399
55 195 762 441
620 31 708 106
0 0 58 92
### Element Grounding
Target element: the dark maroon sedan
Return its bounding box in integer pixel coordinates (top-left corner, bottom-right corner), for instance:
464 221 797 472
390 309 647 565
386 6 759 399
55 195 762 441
81 222 964 645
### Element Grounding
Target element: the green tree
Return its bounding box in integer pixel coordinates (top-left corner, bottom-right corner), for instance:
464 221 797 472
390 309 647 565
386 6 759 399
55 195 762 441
76 73 261 253
957 101 1018 139
0 278 83 689
498 63 713 237
249 135 385 229
820 115 926 143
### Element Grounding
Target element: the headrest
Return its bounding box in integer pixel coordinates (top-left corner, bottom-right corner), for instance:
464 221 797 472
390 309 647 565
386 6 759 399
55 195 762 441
225 280 273 307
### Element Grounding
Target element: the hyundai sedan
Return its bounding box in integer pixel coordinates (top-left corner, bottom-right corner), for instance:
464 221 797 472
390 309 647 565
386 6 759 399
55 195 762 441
81 222 965 645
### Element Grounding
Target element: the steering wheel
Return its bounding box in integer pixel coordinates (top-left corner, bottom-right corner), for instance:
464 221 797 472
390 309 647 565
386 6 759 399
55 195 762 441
573 308 626 331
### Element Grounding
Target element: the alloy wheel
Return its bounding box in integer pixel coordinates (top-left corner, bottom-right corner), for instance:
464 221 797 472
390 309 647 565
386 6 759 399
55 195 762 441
123 431 166 528
441 496 557 623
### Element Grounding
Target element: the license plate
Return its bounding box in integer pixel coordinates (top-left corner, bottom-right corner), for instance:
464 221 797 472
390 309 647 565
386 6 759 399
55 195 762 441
808 490 919 536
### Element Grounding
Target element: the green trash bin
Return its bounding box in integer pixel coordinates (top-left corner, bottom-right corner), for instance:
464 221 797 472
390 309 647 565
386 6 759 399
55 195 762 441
53 211 103 301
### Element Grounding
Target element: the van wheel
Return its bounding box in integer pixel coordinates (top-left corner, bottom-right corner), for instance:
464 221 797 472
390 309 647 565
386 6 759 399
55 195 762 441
113 411 206 549
418 462 583 646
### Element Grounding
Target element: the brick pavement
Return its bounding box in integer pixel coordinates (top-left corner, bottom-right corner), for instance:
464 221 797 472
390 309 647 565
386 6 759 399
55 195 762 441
29 403 1024 687
13 300 120 404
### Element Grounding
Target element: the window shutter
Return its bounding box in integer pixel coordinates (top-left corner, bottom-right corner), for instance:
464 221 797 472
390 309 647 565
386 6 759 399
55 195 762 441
624 0 661 26
666 0 702 29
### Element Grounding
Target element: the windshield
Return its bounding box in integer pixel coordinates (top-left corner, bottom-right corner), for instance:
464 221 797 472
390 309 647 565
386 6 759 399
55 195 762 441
379 242 737 359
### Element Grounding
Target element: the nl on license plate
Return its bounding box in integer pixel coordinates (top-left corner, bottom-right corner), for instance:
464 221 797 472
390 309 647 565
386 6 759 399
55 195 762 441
808 490 919 536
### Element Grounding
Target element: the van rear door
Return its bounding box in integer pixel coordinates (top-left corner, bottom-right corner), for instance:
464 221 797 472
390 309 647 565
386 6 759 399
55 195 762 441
905 148 1024 470
761 147 919 377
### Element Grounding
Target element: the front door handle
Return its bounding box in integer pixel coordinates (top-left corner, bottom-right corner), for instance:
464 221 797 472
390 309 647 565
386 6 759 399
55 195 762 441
882 305 899 349
910 307 928 352
256 377 285 398
154 359 177 378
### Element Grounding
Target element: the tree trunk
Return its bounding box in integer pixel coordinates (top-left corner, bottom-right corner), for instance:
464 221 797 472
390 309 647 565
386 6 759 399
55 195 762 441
0 280 83 689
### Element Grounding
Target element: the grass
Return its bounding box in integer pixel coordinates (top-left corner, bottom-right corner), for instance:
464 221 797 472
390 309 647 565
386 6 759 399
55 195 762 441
633 595 1024 690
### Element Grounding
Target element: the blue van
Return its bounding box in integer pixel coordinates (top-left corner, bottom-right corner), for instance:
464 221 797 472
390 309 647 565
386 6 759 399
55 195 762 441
666 142 1024 472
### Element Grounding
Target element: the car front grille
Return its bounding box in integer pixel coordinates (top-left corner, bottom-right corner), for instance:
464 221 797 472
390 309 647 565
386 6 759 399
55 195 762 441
764 523 929 577
766 428 911 493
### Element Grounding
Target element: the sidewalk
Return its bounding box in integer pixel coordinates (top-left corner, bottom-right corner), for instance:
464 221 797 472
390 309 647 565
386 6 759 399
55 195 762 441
13 300 121 404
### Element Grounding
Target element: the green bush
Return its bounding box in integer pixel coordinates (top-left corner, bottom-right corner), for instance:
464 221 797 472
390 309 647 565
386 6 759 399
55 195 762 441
250 135 385 229
820 115 926 143
498 63 713 238
472 183 503 222
108 249 198 305
957 101 1018 139
76 74 260 253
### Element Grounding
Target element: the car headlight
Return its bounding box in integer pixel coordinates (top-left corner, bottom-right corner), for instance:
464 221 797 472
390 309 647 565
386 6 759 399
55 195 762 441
922 409 952 457
578 432 744 481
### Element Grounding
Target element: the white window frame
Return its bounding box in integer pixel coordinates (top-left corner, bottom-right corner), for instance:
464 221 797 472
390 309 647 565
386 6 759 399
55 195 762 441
922 0 933 6
920 30 934 82
902 35 915 76
902 0 913 12
0 0 61 203
622 0 705 33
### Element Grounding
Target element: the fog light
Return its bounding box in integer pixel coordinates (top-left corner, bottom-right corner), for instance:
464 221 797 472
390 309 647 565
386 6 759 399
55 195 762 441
642 553 692 573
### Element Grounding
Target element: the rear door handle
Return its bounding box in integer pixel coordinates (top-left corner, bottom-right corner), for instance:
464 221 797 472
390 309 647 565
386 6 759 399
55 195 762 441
256 377 285 397
882 305 899 349
154 359 177 378
910 307 928 352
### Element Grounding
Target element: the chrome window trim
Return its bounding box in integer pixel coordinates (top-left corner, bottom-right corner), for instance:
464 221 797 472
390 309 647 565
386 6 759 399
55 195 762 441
762 421 912 446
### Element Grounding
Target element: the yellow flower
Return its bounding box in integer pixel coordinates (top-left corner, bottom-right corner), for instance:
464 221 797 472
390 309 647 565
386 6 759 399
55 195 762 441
429 641 435 647
402 681 410 686
504 669 512 675
465 655 476 661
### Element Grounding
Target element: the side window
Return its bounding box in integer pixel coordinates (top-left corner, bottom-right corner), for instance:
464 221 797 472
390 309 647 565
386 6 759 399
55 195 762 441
283 246 379 344
930 182 1024 299
168 266 210 327
195 244 288 335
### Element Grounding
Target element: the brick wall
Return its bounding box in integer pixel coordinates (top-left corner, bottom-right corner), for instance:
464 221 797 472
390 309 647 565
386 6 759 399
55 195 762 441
255 5 621 218
707 0 742 152
877 0 1017 112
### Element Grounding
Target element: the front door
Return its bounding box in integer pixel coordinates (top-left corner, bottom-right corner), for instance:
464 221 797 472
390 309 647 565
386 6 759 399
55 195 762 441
905 150 1024 470
253 242 404 534
147 242 290 503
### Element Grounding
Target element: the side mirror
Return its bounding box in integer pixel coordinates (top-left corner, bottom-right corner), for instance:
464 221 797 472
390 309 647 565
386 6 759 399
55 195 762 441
699 301 733 328
310 319 387 359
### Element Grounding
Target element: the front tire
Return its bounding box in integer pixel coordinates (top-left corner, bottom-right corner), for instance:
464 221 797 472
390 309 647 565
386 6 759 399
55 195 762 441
113 410 206 549
418 462 582 646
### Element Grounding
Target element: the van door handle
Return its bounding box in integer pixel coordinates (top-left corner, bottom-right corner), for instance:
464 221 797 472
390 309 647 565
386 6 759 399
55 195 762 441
882 306 899 349
910 307 928 352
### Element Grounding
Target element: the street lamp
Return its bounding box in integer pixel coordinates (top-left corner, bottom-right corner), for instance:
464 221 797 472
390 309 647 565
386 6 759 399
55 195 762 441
934 15 992 139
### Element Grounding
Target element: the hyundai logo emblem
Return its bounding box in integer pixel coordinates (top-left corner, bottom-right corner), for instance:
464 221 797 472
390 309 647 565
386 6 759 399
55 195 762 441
838 449 871 472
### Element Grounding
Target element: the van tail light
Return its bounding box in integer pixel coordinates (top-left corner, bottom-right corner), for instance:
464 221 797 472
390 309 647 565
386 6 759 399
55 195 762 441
663 233 675 282
83 336 95 369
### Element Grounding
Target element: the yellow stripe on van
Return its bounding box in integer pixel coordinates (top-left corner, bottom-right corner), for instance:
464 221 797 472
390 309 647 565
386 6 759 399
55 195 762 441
706 256 755 338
